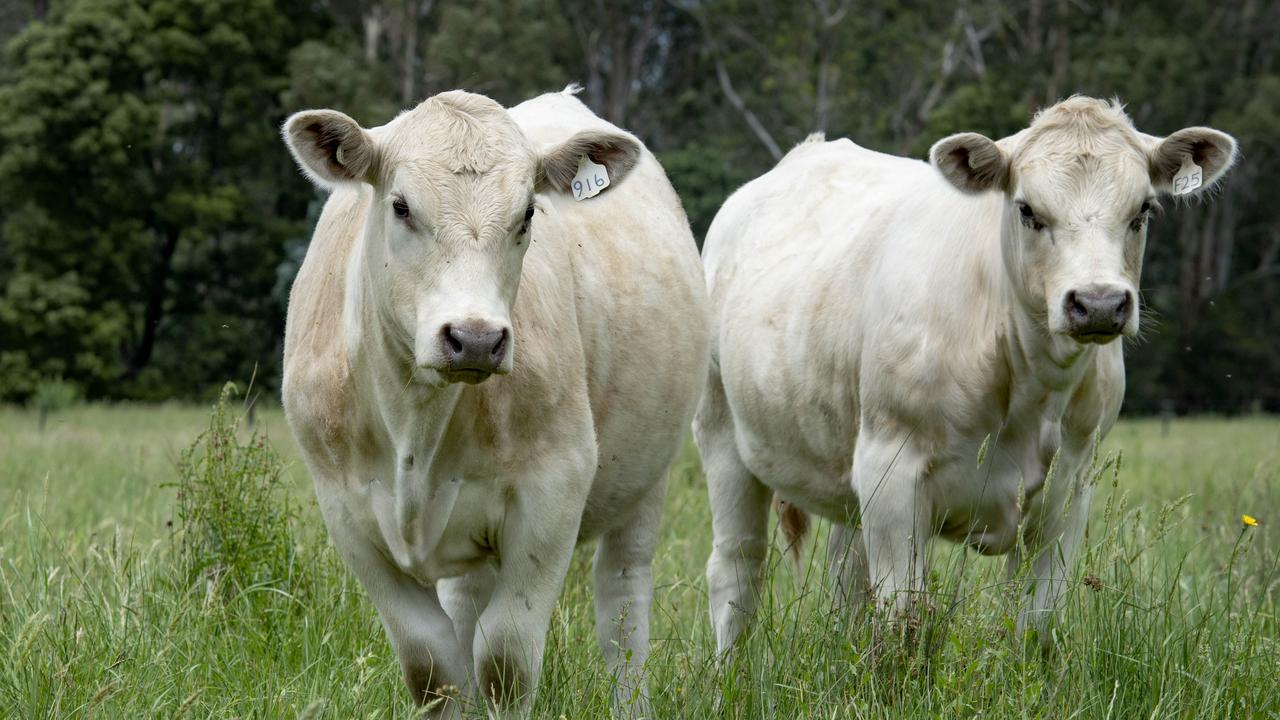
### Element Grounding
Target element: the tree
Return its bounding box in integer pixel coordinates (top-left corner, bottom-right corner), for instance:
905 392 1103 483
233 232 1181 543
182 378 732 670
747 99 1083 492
0 0 328 399
0 0 1275 412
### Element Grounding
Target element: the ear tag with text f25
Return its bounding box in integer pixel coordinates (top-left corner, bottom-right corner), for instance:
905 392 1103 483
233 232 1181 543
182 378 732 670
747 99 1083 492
572 155 609 201
1172 155 1203 196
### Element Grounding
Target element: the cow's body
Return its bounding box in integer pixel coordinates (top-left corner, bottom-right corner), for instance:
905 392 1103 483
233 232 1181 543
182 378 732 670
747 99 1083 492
283 89 707 717
716 135 1123 522
697 99 1235 651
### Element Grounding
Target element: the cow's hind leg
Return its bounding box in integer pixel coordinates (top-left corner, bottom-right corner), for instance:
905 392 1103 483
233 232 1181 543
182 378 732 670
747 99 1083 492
826 519 870 618
695 364 771 654
593 478 664 719
439 564 498 692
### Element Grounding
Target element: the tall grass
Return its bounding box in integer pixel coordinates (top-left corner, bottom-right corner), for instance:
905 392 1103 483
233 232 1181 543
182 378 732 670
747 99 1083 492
171 383 297 597
0 405 1276 718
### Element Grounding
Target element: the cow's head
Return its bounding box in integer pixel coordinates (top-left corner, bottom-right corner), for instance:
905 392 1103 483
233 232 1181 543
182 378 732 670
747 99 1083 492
930 97 1236 345
284 91 640 385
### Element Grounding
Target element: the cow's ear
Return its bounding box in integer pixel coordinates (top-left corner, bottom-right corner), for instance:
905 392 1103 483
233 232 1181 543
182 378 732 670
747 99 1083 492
283 109 378 188
538 130 641 194
930 132 1010 194
1148 127 1237 196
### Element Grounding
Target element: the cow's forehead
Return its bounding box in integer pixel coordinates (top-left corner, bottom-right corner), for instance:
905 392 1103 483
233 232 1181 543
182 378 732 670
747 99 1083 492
1010 98 1151 205
378 91 537 183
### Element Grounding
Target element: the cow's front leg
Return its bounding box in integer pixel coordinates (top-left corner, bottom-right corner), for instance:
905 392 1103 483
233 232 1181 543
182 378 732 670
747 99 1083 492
593 479 664 719
318 494 471 719
1010 481 1092 641
473 449 594 718
851 434 931 617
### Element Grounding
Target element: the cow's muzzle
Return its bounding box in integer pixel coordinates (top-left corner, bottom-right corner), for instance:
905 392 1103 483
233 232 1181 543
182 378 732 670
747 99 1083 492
1064 284 1132 343
436 321 510 383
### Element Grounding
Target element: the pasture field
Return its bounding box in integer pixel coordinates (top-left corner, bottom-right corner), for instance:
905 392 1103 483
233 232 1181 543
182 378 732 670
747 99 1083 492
1 400 1277 719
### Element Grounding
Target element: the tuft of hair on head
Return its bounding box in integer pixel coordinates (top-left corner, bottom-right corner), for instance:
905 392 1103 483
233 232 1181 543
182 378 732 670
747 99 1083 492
562 82 584 96
1024 95 1138 154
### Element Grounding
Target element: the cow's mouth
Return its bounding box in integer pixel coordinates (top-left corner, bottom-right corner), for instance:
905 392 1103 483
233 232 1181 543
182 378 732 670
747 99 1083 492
1069 331 1122 345
440 368 494 385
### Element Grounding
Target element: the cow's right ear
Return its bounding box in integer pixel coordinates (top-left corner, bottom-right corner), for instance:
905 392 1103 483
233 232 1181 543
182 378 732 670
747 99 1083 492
930 132 1010 194
537 129 642 194
283 110 378 188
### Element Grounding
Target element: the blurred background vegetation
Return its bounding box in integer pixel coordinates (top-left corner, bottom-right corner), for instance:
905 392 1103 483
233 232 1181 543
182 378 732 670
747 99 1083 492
0 0 1275 413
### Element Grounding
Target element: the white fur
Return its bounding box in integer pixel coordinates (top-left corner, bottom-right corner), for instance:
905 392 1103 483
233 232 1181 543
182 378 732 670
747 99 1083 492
696 97 1236 650
282 90 707 718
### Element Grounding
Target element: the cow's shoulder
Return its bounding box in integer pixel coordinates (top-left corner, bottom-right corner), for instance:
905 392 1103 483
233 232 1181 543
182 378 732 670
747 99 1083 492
283 186 370 457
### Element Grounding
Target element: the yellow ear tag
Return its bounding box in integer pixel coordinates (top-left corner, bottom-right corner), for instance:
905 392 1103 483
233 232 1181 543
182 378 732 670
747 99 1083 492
572 155 609 201
1172 155 1203 196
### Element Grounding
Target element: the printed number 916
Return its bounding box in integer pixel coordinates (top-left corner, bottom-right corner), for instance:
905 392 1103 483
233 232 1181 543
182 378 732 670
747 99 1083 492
573 172 607 200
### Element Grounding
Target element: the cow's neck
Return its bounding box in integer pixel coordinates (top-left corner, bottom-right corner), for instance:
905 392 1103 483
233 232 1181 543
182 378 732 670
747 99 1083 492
340 236 468 572
345 230 463 455
996 253 1097 426
1005 304 1096 394
993 295 1095 438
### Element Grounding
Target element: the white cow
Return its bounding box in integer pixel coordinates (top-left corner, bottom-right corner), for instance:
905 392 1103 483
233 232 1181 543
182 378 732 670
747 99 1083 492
280 87 707 718
696 96 1236 650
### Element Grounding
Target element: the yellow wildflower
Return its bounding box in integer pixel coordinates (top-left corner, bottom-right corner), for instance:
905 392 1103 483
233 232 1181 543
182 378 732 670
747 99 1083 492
1242 514 1258 528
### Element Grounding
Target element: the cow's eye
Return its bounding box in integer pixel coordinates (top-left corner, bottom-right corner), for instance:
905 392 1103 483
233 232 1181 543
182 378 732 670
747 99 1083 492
1017 201 1044 231
1130 200 1152 232
519 203 535 235
392 197 410 219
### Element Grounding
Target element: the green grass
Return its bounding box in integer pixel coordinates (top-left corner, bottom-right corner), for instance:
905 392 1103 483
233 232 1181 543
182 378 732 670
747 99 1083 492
1 400 1277 718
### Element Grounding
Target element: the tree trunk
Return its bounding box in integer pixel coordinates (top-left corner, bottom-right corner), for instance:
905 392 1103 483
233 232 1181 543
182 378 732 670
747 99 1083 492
124 228 180 379
363 5 384 67
714 55 782 161
400 1 419 105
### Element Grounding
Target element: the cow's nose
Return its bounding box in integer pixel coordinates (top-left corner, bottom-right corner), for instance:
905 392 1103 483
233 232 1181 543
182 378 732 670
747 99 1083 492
439 321 509 376
1064 284 1131 341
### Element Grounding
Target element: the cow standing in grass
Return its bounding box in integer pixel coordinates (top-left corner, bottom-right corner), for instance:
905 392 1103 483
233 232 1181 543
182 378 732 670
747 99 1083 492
280 87 707 718
696 97 1237 650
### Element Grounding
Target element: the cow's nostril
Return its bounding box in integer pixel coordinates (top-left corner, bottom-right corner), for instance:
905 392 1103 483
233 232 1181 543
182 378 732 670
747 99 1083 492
1066 291 1087 321
491 328 509 358
442 324 464 354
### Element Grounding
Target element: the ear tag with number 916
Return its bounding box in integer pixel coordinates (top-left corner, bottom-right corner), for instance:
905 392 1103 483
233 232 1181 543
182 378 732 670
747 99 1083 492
1172 155 1203 196
572 155 609 201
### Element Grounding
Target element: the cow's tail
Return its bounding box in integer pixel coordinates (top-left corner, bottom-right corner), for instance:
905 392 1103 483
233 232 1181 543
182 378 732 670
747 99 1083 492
774 496 810 570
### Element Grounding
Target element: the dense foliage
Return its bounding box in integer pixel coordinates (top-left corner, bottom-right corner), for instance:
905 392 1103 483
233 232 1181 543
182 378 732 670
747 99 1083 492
0 0 1276 412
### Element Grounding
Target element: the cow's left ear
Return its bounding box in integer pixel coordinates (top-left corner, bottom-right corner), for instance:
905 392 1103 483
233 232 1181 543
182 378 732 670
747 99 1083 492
538 130 642 194
1148 127 1238 196
930 132 1010 194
